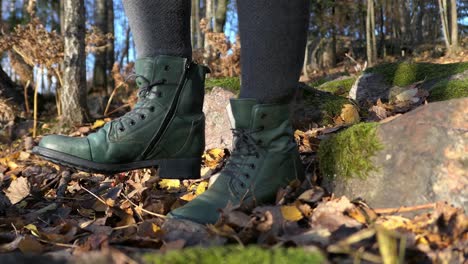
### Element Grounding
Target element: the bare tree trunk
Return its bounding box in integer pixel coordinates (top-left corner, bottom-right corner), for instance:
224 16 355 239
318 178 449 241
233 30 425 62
449 0 458 52
195 0 202 48
366 0 377 66
438 0 451 52
119 26 131 67
62 0 88 125
191 0 197 47
106 0 115 93
93 0 108 95
214 0 228 33
203 0 214 64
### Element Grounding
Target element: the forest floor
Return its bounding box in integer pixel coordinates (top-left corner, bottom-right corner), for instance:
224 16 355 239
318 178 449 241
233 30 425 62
0 58 467 264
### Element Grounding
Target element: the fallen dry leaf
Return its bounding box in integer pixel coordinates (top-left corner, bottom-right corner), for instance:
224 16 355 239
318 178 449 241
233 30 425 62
280 205 303 221
5 177 30 204
91 119 106 129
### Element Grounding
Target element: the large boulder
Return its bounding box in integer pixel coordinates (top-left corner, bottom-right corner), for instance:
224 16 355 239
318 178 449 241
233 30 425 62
321 98 467 212
203 87 236 150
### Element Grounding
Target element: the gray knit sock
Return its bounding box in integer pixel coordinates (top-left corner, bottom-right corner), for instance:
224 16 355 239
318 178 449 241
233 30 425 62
122 0 192 59
237 0 310 103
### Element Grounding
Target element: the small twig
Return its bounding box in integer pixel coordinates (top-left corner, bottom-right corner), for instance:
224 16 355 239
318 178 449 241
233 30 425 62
112 224 138 230
374 203 436 215
11 223 18 236
121 193 166 218
80 185 108 205
104 83 124 116
37 238 77 248
23 80 31 115
105 103 131 116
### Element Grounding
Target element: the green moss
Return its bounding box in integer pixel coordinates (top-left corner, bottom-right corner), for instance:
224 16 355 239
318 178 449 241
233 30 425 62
142 245 325 264
317 77 357 95
429 79 468 102
318 122 383 179
366 62 468 87
303 89 350 126
205 77 241 95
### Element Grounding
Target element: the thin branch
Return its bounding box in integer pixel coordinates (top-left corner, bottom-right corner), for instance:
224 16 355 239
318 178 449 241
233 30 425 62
374 203 436 214
121 193 166 218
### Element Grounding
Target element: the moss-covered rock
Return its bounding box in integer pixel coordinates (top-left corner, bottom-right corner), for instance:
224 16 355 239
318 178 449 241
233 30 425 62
366 61 468 87
317 77 357 96
318 122 383 179
142 245 325 264
302 88 350 126
205 77 241 95
428 79 468 102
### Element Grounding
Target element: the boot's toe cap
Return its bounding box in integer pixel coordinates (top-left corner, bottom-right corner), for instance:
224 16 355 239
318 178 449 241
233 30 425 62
167 190 228 224
38 135 92 160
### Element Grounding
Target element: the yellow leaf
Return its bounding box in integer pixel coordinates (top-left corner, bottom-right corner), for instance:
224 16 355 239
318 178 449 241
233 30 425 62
158 179 181 190
340 104 360 125
195 181 208 195
91 119 106 129
202 148 225 169
24 224 41 238
280 205 303 221
7 161 18 170
151 223 161 233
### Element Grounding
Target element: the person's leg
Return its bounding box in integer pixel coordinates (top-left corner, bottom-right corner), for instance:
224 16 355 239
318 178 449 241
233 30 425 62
238 0 310 103
123 0 192 59
169 0 310 224
34 1 209 178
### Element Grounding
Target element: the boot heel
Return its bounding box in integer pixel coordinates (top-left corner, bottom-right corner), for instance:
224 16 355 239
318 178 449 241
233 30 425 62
158 158 201 179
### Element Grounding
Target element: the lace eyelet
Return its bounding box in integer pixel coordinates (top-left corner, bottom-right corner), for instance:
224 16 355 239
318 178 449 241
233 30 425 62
130 120 136 126
164 65 170 71
250 164 255 169
240 183 245 187
244 173 250 178
149 106 155 112
119 127 125 132
140 114 146 120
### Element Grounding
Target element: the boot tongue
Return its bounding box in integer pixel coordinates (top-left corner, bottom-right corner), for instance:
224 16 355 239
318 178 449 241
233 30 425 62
229 99 257 129
135 55 188 88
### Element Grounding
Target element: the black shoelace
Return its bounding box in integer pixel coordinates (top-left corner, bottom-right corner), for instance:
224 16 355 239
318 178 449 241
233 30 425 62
113 74 166 132
224 127 264 189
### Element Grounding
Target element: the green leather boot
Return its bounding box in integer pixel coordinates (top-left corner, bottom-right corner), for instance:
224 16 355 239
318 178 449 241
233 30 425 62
168 98 305 223
33 55 209 178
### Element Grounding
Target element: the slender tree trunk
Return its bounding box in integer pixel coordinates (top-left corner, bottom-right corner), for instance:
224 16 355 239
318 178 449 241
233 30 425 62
106 0 115 93
119 26 131 67
62 0 88 124
438 0 451 52
203 0 213 64
366 0 377 66
195 0 202 49
93 0 108 95
449 0 458 52
191 0 197 48
214 0 228 33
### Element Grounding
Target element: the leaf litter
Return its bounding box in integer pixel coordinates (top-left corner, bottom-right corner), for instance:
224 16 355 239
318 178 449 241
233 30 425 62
0 115 466 263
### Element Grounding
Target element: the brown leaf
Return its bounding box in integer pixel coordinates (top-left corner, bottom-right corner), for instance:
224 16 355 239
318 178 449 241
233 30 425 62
18 235 44 254
5 176 30 204
311 197 362 232
297 186 325 204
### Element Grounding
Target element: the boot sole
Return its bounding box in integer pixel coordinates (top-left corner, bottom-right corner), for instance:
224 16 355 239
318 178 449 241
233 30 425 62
32 146 201 179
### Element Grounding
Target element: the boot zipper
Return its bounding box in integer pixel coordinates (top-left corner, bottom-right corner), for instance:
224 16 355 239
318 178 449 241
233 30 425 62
141 60 193 158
